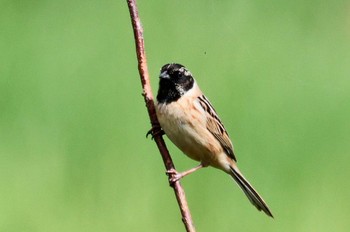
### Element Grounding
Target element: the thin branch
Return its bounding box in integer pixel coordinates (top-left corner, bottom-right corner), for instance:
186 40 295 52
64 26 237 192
126 1 196 232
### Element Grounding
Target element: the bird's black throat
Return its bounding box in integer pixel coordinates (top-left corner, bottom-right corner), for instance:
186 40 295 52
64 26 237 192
156 79 182 104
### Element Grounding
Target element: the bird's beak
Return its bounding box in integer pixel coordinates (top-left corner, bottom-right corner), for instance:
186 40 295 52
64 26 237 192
159 71 170 79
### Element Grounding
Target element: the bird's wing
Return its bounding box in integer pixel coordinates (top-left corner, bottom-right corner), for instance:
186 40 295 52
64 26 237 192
197 95 236 161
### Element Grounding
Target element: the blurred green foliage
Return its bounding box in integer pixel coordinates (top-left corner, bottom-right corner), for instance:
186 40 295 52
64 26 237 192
1 0 350 231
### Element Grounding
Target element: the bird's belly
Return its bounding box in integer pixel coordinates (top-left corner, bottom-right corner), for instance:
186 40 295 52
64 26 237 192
164 122 204 162
156 101 223 165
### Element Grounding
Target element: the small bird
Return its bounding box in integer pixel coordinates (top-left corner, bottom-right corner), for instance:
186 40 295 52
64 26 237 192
155 63 273 217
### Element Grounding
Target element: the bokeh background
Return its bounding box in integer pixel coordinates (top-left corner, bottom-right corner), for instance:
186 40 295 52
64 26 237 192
1 1 350 231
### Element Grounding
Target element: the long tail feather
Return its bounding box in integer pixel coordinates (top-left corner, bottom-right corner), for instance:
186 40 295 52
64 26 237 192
230 166 273 217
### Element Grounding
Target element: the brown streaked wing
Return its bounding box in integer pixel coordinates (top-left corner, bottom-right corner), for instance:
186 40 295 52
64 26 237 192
198 95 236 161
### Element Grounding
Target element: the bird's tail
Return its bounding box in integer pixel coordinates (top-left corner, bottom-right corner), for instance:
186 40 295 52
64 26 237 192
229 165 273 217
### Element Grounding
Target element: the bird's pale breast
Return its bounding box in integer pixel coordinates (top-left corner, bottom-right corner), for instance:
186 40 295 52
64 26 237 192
156 96 224 167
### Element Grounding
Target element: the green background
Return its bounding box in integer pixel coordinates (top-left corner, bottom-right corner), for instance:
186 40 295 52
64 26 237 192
1 0 350 231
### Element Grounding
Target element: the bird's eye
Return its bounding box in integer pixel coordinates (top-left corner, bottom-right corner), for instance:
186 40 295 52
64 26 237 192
171 71 183 80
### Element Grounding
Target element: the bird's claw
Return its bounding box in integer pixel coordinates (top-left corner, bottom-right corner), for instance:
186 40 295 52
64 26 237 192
146 129 153 138
146 124 165 140
166 168 183 184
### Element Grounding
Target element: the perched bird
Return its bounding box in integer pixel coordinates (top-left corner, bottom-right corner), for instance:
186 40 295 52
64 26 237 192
155 63 273 217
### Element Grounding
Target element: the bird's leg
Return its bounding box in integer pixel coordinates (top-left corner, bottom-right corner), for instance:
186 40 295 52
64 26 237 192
146 122 165 139
166 164 204 184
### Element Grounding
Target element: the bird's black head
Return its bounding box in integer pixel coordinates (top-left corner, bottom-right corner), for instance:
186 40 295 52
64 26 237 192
156 63 194 104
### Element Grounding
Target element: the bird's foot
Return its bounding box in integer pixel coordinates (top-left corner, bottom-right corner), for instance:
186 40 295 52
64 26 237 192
146 123 165 140
166 164 204 185
166 168 183 184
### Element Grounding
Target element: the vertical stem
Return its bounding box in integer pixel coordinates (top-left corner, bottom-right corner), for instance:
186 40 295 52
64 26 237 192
126 1 196 231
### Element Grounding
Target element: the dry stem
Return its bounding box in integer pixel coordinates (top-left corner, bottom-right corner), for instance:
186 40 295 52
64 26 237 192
126 1 196 231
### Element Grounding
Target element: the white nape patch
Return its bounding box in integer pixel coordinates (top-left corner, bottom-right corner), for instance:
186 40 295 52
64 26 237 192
179 67 192 77
184 70 192 76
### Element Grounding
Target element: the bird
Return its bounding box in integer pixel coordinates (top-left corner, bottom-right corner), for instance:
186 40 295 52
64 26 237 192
154 63 273 217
